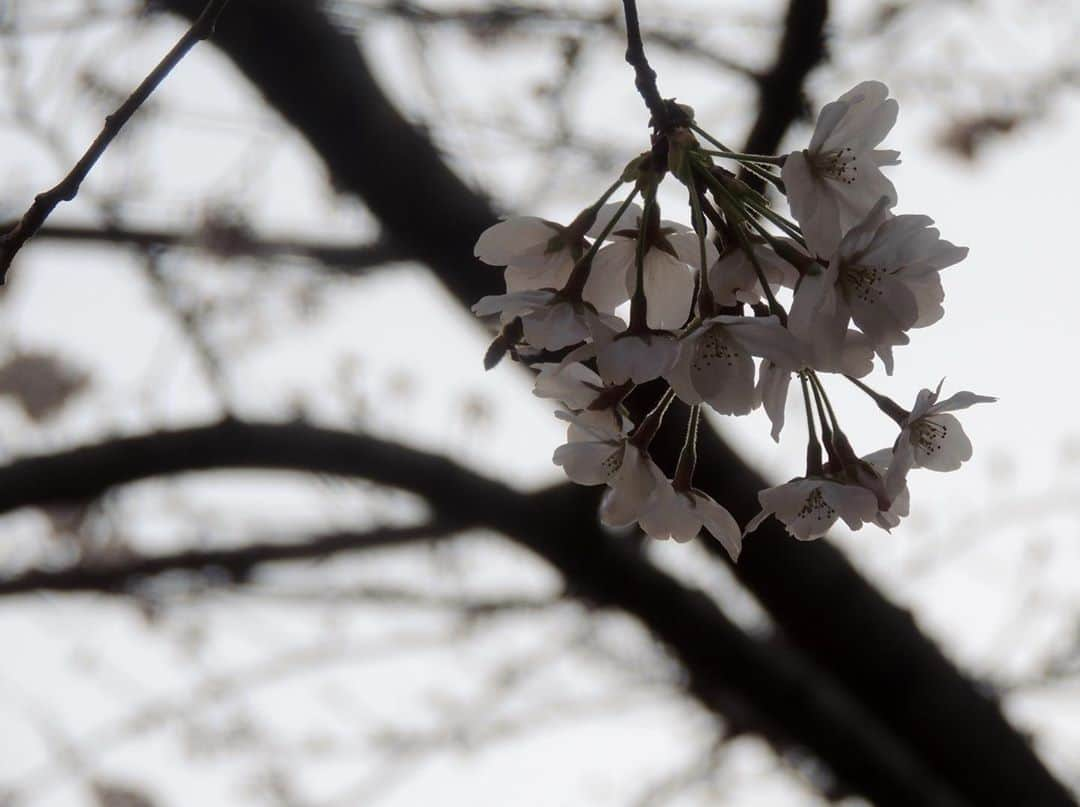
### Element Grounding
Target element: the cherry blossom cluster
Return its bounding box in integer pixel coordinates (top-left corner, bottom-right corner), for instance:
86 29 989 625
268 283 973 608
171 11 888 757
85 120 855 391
472 82 994 559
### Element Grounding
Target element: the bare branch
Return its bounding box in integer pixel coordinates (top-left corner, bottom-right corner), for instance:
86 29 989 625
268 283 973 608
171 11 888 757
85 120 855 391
0 418 972 804
0 523 451 596
619 0 669 128
0 0 233 283
15 222 405 272
342 2 755 79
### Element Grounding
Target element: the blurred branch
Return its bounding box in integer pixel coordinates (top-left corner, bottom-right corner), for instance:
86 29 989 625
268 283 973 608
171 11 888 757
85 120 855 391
0 522 450 596
342 1 756 79
0 0 233 283
0 417 963 805
14 221 406 272
739 0 828 189
237 583 563 616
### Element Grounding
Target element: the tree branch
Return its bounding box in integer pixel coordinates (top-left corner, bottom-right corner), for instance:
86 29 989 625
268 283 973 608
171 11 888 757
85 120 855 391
619 0 669 128
0 0 233 283
348 2 755 80
739 0 828 189
0 522 450 596
13 222 405 272
0 418 965 805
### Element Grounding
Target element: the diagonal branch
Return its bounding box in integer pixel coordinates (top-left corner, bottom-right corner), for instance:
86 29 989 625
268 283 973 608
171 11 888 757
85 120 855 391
0 0 233 283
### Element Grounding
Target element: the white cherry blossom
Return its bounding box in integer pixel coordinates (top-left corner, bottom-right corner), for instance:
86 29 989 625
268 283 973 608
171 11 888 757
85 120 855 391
782 81 901 257
666 315 802 415
757 361 792 442
472 290 623 351
639 481 742 559
884 382 996 498
475 216 583 292
708 241 799 307
862 449 911 531
787 198 964 374
589 202 719 329
553 406 664 529
595 332 680 385
552 408 632 486
474 214 624 313
599 443 665 528
745 476 879 541
532 362 605 411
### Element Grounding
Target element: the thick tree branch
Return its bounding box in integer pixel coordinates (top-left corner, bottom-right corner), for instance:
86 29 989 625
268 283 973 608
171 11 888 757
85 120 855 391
739 0 827 190
0 0 232 283
0 419 963 805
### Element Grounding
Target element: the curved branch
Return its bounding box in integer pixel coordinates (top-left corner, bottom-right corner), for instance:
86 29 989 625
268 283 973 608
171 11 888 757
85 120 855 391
0 419 962 805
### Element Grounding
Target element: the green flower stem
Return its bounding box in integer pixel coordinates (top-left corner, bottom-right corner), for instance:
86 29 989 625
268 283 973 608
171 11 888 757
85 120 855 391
689 124 786 191
695 163 787 324
701 149 786 167
630 385 676 449
591 176 627 213
628 186 657 331
844 374 908 426
808 372 838 463
800 372 823 475
563 187 639 297
743 195 808 249
686 177 716 317
809 371 843 436
673 404 700 491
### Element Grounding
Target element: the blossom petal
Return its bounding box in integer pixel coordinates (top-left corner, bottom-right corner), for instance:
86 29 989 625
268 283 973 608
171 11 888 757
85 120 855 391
533 362 603 410
474 217 560 265
598 334 679 385
695 495 742 560
757 362 791 442
911 413 973 471
640 250 694 330
666 230 719 272
928 391 997 414
600 446 661 527
553 441 621 485
639 483 702 542
589 201 642 238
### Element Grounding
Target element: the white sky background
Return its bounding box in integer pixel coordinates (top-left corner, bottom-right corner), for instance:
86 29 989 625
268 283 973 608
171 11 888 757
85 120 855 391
0 0 1079 804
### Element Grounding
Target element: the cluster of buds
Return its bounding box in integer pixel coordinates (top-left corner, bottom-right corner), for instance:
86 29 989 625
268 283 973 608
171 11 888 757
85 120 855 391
472 82 994 559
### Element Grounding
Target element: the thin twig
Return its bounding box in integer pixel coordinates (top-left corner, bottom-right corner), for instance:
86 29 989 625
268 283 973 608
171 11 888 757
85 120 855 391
0 0 233 283
620 0 668 129
0 522 453 595
13 221 405 271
